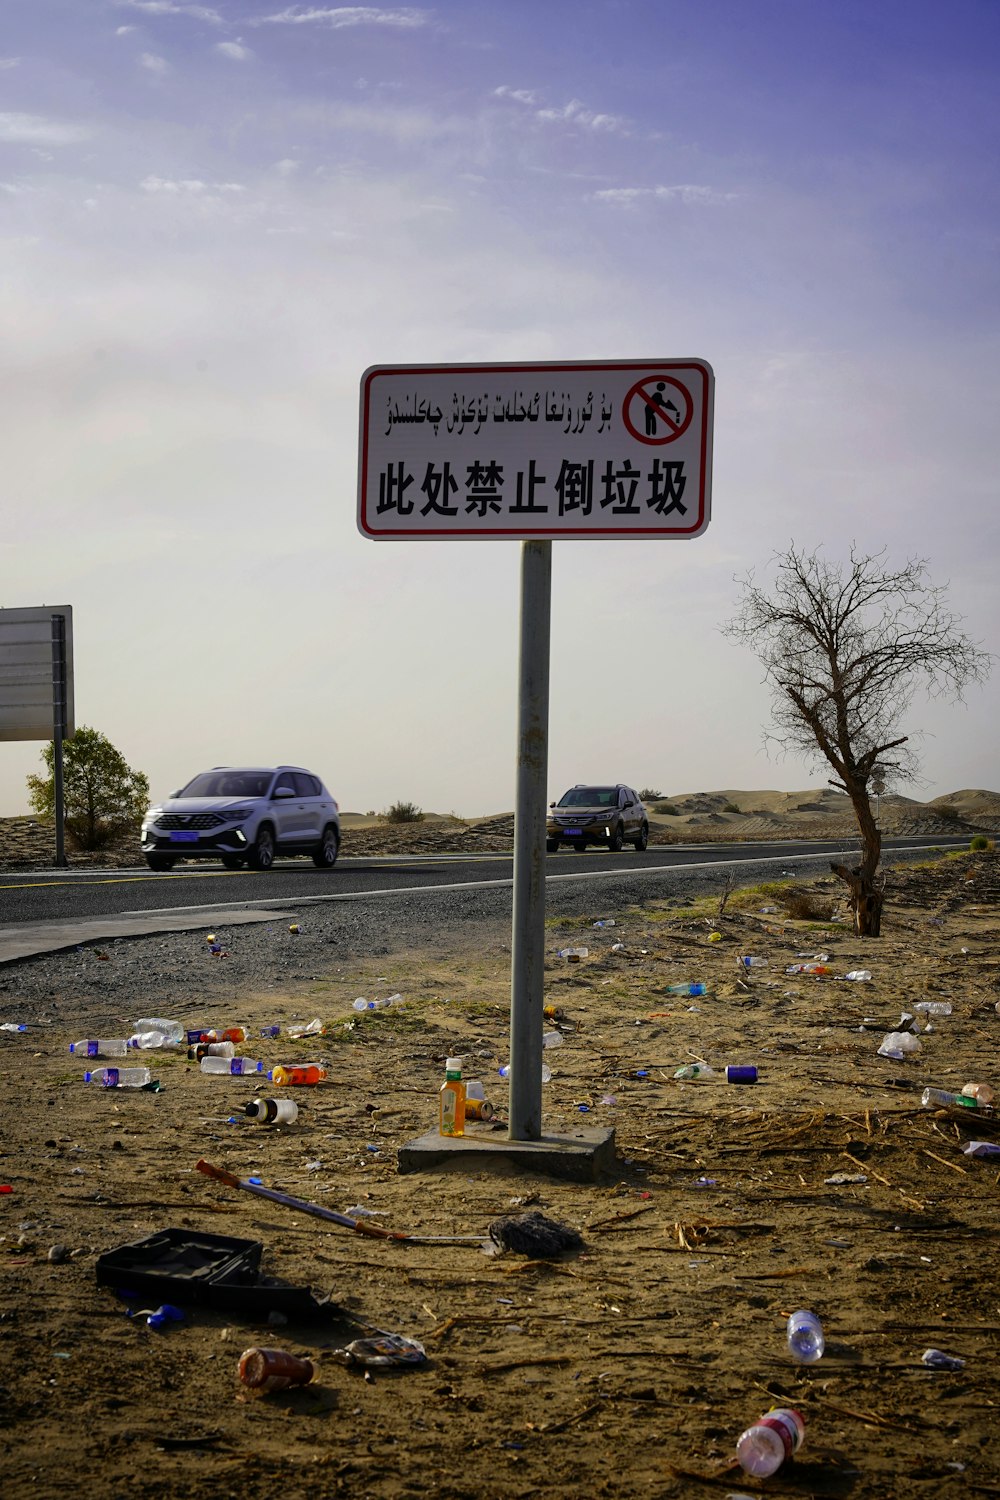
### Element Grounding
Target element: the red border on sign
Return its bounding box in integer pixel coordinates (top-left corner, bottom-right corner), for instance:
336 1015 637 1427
621 375 693 445
358 359 713 540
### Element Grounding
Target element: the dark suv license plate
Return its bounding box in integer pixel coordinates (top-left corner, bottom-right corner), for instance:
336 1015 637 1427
169 831 200 843
563 828 582 836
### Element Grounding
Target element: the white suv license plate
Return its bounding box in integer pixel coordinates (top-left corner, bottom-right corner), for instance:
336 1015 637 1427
169 831 200 843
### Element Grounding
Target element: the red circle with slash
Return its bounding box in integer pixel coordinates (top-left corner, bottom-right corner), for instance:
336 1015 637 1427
623 375 694 445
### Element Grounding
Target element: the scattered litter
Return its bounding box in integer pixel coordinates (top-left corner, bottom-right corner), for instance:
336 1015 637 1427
825 1172 868 1186
146 1304 185 1331
238 1346 315 1392
877 1032 922 1060
333 1332 426 1369
488 1211 584 1258
921 1348 966 1371
557 947 589 961
844 970 872 981
963 1141 1000 1158
286 1017 325 1037
592 919 616 928
0 1023 27 1033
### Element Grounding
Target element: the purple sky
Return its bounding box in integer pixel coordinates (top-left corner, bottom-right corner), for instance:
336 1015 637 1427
2 1 998 814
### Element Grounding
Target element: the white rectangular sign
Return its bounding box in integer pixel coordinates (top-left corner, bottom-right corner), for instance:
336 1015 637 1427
358 359 713 540
0 605 74 741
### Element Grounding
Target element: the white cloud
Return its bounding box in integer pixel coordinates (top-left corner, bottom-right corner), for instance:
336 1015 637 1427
140 52 171 74
117 0 224 21
0 57 20 70
0 112 89 146
493 87 629 135
254 6 430 28
593 183 738 206
273 157 299 175
116 25 137 34
536 98 627 133
140 175 245 192
493 85 536 106
215 39 253 60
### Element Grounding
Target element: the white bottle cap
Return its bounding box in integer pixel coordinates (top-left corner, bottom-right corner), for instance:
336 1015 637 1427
445 1056 462 1072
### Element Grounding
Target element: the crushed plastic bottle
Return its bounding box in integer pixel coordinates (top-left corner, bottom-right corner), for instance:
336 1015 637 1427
962 1081 996 1106
736 1407 805 1477
557 946 589 961
877 1031 922 1060
592 919 616 928
844 970 872 981
70 1038 128 1058
196 1027 247 1045
199 1055 264 1076
0 1023 28 1033
258 1025 281 1039
664 982 707 997
913 1001 953 1016
146 1304 184 1330
674 1063 717 1080
287 1017 326 1036
134 1018 184 1045
785 963 831 975
83 1067 152 1088
542 1030 565 1049
787 1310 824 1363
129 1029 183 1051
921 1348 966 1371
963 1140 1000 1158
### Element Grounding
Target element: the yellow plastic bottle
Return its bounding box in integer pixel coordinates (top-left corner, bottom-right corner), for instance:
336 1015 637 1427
439 1056 466 1138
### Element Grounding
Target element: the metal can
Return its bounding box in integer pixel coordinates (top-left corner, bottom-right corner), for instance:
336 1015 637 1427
726 1065 758 1084
465 1099 495 1121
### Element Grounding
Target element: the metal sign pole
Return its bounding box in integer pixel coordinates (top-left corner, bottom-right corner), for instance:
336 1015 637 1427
508 539 551 1141
51 613 67 868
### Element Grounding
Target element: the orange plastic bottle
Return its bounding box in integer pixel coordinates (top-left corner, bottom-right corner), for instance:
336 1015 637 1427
269 1063 326 1086
439 1057 466 1138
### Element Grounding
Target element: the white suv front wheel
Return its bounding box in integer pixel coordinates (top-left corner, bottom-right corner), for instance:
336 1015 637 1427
247 824 276 871
312 825 340 869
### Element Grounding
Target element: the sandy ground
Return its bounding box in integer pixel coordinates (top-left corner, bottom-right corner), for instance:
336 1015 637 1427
1 851 999 1499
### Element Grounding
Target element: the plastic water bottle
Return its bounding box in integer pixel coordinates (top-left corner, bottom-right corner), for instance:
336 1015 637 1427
199 1056 263 1075
83 1067 152 1088
738 955 768 969
664 982 707 997
499 1063 552 1084
287 1017 325 1034
352 997 394 1012
913 1001 952 1016
268 1063 326 1086
674 1063 716 1079
921 1087 977 1109
844 970 872 981
787 1310 824 1363
542 1030 565 1049
70 1038 128 1058
557 947 589 961
129 1029 182 1050
736 1407 805 1476
134 1018 184 1044
0 1023 28 1033
188 1041 236 1060
245 1097 299 1124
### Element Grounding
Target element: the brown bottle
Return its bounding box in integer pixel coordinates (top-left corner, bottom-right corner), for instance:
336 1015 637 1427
238 1346 316 1391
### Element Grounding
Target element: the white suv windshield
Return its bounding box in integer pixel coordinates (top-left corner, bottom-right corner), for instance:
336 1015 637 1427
180 772 273 798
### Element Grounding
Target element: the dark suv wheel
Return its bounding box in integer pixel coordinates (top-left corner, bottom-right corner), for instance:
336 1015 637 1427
312 824 340 869
609 822 625 852
247 824 275 871
145 853 176 872
546 838 560 853
633 822 649 851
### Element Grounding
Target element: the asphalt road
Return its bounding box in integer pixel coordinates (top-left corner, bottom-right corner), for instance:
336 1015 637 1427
0 836 967 926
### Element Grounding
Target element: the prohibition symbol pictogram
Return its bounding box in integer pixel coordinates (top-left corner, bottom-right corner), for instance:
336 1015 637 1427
622 375 694 445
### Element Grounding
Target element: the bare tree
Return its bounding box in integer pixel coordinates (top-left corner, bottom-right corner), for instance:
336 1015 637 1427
725 545 991 936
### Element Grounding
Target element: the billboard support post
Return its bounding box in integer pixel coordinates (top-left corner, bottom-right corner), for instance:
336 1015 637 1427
51 613 68 868
508 540 551 1141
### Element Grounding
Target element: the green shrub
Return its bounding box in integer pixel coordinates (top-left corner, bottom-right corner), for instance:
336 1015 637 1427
653 802 679 815
385 800 424 824
936 803 962 822
969 834 994 852
723 801 742 814
638 787 663 801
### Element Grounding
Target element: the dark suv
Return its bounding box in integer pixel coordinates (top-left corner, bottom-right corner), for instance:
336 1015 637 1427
140 766 340 872
547 785 648 852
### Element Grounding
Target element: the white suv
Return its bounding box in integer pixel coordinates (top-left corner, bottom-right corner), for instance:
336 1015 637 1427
141 766 340 872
